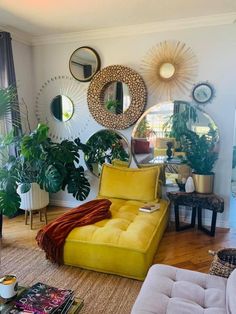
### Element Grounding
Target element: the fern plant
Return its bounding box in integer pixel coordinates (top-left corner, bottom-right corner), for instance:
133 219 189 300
181 127 218 175
0 124 90 217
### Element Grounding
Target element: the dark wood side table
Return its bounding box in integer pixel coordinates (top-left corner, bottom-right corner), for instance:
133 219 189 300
167 191 224 236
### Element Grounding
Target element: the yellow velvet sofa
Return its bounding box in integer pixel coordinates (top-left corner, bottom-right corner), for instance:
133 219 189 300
63 164 170 280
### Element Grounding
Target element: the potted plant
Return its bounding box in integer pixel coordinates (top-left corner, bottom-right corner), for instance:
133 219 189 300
0 123 90 223
84 130 129 176
181 126 219 193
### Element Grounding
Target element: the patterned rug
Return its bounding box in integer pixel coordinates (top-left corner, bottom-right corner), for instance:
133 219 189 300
0 242 142 314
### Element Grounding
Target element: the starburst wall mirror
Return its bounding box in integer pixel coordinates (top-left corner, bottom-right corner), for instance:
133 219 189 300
141 40 198 100
35 76 90 140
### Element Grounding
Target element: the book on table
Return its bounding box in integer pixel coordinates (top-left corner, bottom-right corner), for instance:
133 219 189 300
0 283 83 314
139 202 160 213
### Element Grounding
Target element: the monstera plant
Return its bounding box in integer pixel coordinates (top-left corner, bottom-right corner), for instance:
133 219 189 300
0 123 90 217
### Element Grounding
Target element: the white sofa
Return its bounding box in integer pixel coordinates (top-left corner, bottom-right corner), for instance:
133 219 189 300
132 264 236 314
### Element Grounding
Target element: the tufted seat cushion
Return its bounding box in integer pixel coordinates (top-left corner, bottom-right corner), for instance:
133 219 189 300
63 198 169 280
132 264 228 314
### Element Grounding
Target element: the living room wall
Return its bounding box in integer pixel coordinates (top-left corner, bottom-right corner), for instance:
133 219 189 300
12 22 236 227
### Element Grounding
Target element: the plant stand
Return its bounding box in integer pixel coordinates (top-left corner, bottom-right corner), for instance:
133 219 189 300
24 207 48 230
0 213 2 238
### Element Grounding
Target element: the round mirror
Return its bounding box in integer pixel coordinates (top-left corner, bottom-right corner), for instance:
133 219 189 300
50 95 74 122
69 46 101 82
103 81 131 114
132 101 218 183
84 129 131 177
159 63 175 79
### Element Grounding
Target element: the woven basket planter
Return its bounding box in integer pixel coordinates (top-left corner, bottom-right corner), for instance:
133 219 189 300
209 248 236 278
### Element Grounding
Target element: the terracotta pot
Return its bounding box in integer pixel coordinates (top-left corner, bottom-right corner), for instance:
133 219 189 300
192 173 214 194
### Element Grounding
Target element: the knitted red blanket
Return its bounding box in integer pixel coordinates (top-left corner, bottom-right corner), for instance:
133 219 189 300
36 199 112 265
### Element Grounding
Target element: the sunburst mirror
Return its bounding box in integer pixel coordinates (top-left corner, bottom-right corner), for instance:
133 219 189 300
141 40 198 100
35 76 90 140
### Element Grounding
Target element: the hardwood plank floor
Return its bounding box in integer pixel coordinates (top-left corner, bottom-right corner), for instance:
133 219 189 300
1 206 236 273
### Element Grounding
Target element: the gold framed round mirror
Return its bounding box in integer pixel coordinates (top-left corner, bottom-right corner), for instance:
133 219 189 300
87 65 147 129
69 46 101 82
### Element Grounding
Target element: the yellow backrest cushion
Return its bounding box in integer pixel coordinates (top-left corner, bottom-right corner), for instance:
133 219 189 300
111 159 129 168
98 164 160 202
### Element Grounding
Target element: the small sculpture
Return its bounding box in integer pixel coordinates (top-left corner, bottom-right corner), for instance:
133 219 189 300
185 176 195 193
166 141 173 160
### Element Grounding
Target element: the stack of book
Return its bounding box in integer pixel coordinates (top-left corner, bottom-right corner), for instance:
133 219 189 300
0 282 83 314
139 202 160 213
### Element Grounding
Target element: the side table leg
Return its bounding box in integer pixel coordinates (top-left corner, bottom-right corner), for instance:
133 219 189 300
191 206 197 227
174 204 180 231
197 207 217 237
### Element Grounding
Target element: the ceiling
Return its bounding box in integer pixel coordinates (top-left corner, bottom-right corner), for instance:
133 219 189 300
0 0 236 36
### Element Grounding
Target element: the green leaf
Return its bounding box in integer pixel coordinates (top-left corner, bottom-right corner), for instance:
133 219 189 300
20 183 31 193
66 166 90 201
38 165 63 193
0 190 21 217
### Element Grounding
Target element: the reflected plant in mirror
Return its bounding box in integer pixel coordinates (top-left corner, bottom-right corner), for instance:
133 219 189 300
131 101 219 184
103 82 131 114
84 129 130 177
69 46 101 82
50 95 74 122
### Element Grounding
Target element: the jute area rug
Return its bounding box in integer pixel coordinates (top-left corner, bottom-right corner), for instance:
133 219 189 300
0 242 142 314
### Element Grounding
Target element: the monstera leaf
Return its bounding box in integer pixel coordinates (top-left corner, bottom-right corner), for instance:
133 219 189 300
37 164 63 193
66 166 90 201
0 190 21 217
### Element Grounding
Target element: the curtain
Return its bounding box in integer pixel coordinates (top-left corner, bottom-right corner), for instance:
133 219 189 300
0 31 21 134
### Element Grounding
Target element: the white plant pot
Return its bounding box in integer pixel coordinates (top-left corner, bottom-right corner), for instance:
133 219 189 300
17 183 49 210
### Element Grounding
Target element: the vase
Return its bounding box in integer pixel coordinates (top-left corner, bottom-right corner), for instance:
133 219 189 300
17 183 49 210
192 173 214 194
185 176 195 193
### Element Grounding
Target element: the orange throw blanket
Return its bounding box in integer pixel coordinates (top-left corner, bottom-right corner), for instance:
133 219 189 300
36 199 112 265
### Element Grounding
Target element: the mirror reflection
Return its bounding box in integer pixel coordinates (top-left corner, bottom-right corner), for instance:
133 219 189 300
132 101 218 184
85 129 130 176
69 46 100 82
50 95 74 122
103 82 131 114
159 63 175 79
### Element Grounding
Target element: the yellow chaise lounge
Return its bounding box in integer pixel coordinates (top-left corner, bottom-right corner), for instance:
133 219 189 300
63 164 170 280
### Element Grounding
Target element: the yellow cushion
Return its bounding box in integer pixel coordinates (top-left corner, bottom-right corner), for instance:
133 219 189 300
98 164 160 202
111 159 129 168
64 197 170 280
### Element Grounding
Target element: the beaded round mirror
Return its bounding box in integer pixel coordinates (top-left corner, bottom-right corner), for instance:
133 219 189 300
87 65 147 129
84 129 131 177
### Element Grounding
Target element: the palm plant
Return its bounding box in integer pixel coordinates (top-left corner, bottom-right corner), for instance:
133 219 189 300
0 123 90 217
0 86 17 120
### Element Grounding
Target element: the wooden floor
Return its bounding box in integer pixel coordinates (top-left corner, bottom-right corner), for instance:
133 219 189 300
2 206 236 273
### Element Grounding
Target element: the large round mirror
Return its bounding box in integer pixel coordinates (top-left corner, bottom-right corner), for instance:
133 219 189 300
50 94 74 122
84 129 131 177
103 82 131 114
131 101 219 183
69 46 101 82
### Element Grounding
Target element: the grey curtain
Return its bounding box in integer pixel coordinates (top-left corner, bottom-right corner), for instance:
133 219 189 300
0 31 21 134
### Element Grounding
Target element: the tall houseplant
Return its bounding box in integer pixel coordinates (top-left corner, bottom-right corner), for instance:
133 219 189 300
181 127 218 193
0 123 90 219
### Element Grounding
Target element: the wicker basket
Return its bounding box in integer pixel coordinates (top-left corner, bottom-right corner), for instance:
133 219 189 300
209 248 236 278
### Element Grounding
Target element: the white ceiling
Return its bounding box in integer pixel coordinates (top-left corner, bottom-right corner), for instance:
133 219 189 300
0 0 236 36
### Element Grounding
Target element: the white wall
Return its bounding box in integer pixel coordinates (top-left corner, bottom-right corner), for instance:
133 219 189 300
25 23 236 226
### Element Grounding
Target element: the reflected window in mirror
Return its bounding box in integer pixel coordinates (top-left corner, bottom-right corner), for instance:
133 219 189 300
50 95 74 122
69 46 101 82
131 101 219 183
103 82 131 114
84 129 131 177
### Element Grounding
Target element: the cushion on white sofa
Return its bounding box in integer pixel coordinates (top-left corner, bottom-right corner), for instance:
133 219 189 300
131 264 228 314
226 269 236 314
